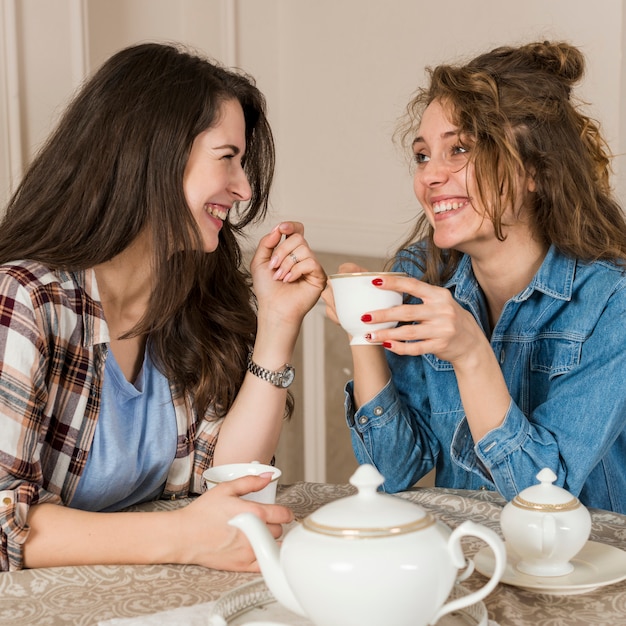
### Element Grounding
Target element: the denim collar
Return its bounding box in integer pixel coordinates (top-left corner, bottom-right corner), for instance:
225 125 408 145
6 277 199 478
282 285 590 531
445 244 575 304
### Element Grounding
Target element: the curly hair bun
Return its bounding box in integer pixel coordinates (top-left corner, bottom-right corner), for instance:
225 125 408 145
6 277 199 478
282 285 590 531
521 41 585 86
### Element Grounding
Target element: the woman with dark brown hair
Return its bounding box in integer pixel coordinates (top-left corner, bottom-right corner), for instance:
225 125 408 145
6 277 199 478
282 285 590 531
0 42 326 571
324 41 626 513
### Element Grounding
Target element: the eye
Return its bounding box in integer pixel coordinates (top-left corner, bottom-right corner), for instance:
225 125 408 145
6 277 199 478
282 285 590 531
413 152 430 164
452 144 469 156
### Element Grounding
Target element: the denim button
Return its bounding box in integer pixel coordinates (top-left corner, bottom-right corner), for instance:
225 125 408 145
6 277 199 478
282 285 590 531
373 406 384 416
358 416 369 425
479 485 488 491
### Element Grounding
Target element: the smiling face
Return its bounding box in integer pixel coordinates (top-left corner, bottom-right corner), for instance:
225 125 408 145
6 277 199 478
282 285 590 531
183 99 252 253
412 99 491 254
412 99 538 259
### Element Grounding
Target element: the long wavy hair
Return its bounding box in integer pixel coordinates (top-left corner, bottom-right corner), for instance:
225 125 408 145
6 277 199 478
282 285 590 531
393 41 626 284
0 42 281 419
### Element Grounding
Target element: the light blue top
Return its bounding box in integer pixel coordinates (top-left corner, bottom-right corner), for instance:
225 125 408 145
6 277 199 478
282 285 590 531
346 245 626 513
70 346 177 512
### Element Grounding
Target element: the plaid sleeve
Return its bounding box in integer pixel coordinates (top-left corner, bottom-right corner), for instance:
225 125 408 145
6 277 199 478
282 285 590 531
0 271 62 571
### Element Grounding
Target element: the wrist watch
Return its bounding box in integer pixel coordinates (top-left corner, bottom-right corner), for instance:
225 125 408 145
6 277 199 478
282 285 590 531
247 354 295 388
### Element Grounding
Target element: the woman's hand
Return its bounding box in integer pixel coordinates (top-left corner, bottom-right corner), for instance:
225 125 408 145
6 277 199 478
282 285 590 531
251 222 327 327
358 273 485 366
176 474 294 572
23 475 294 572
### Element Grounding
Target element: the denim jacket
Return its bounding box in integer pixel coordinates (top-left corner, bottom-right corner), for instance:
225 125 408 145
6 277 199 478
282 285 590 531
346 245 626 513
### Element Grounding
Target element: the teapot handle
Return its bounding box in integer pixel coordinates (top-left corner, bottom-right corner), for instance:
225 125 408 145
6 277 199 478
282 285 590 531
431 521 506 625
455 557 475 583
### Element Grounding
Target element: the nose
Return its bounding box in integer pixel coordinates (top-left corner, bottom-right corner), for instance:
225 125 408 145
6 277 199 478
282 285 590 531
230 165 252 202
415 153 452 188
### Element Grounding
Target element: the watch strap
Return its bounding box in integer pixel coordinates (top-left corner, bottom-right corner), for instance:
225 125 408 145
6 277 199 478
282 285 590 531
247 353 295 388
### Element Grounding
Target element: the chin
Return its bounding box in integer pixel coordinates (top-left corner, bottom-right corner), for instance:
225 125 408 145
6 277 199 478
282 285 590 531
201 232 221 253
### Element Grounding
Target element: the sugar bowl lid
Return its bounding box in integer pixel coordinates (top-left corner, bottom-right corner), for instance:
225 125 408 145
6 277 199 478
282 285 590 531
303 464 434 538
511 468 582 512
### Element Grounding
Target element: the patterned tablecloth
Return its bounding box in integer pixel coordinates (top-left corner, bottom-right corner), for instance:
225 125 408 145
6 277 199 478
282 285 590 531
1 482 625 625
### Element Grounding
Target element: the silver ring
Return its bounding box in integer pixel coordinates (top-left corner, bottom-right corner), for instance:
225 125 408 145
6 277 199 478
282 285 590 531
289 252 299 264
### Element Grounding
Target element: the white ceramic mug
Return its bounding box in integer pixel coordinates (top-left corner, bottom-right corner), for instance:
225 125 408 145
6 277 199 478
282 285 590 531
203 461 281 504
328 272 405 345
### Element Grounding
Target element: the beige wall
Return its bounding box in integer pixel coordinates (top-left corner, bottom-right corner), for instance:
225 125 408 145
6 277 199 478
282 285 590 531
2 0 625 229
1 0 625 484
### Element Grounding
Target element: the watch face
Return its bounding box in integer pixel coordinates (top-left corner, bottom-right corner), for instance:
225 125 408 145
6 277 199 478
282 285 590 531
280 366 295 388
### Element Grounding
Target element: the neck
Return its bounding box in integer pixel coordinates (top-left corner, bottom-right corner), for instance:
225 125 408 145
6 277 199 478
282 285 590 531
470 233 548 330
93 231 154 332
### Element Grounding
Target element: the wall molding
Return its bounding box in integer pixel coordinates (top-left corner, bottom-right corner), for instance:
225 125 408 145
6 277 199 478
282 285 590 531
301 300 327 482
220 0 237 67
1 0 22 199
69 0 89 85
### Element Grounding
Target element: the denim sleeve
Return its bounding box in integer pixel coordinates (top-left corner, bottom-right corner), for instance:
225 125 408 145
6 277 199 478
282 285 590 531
455 282 626 503
345 379 438 492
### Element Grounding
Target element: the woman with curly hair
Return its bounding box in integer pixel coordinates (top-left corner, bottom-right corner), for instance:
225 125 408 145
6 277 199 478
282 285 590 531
324 41 626 513
0 42 326 571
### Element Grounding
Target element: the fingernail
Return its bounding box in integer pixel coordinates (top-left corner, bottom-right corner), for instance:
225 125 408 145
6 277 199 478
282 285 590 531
259 472 274 478
383 341 392 349
361 314 372 322
269 255 279 269
274 268 284 280
282 272 293 282
372 278 383 286
364 333 372 341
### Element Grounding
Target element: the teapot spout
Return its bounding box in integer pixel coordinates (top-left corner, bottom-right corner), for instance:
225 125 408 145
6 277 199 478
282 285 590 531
229 512 306 617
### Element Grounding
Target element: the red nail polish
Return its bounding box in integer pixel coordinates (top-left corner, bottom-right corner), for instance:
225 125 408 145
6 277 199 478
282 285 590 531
361 314 372 322
383 341 392 349
372 278 383 286
364 333 372 340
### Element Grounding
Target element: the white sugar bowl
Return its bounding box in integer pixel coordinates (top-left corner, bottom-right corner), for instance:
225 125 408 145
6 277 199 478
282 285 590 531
500 468 591 577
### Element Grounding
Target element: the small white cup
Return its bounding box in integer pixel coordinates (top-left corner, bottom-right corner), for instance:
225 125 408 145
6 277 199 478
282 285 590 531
203 461 281 504
328 272 405 345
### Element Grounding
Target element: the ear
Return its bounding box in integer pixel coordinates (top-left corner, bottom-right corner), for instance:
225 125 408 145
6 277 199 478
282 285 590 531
525 170 537 193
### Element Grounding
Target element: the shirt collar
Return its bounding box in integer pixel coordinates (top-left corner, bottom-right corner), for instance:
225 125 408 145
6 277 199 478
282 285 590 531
446 245 575 303
58 268 110 347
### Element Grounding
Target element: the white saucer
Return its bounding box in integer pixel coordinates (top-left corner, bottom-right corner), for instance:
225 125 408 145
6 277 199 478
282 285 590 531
208 578 488 625
474 540 626 595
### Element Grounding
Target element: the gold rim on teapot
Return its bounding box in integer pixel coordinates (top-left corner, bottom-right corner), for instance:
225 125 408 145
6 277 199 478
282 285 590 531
302 513 435 538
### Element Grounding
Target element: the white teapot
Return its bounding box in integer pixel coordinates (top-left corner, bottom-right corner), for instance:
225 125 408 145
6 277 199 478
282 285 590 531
230 464 506 626
500 468 591 577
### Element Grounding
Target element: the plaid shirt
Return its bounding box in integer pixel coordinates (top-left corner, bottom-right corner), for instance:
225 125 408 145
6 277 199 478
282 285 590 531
0 261 221 571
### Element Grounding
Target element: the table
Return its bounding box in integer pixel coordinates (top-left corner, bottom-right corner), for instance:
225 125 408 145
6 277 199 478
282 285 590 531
1 482 625 625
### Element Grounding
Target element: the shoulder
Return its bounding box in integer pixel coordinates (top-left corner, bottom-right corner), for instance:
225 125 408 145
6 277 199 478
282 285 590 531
573 258 626 297
0 260 89 304
0 262 103 342
1 260 70 291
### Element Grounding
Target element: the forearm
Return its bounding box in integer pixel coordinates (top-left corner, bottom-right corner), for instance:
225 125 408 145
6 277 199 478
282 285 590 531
23 503 180 568
347 380 431 491
453 338 511 442
213 310 299 465
351 345 392 410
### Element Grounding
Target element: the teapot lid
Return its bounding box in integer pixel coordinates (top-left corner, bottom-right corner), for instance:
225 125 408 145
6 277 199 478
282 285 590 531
303 465 434 538
511 468 582 512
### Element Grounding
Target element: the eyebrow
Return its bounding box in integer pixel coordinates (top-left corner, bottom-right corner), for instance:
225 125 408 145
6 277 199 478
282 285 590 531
214 144 242 154
412 130 459 147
